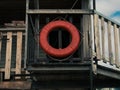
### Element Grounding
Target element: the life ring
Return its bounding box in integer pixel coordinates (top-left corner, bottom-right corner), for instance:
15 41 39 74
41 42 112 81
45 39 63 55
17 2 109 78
39 20 80 58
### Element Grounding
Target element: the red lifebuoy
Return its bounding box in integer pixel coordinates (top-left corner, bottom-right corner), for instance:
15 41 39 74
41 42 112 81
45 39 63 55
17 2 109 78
39 20 80 58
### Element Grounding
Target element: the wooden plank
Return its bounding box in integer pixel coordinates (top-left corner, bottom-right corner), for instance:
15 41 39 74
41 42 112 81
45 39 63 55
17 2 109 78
0 81 31 89
0 68 25 72
27 9 92 14
94 14 101 60
83 15 90 59
0 32 2 61
82 15 87 59
107 21 114 65
15 32 23 79
0 32 2 81
0 28 25 31
5 32 12 79
81 0 90 60
2 33 25 36
119 27 120 67
114 24 119 67
101 17 106 62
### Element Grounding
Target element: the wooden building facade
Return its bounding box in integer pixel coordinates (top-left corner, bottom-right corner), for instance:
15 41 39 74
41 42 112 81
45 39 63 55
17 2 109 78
0 0 120 90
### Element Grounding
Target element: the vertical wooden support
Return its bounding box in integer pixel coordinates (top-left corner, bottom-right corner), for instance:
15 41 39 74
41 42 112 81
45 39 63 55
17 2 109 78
34 0 40 59
15 32 23 79
101 17 106 62
0 32 3 81
5 32 12 79
82 15 89 59
81 0 90 60
107 21 114 65
0 32 2 61
94 14 101 60
114 24 119 67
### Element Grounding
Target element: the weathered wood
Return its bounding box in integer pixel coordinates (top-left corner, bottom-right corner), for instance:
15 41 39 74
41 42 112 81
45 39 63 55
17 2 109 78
101 17 106 62
81 0 90 60
0 32 2 61
0 28 25 31
82 15 88 59
83 15 90 59
0 68 24 72
0 32 2 81
5 32 12 79
0 81 31 89
15 32 23 79
94 14 101 60
27 9 92 14
107 21 114 65
1 33 25 36
114 24 119 67
24 0 29 69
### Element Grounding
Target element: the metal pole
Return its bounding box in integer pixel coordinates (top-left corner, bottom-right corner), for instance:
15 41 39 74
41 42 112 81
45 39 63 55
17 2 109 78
34 0 40 59
93 0 96 10
89 0 96 90
58 30 62 49
24 0 29 69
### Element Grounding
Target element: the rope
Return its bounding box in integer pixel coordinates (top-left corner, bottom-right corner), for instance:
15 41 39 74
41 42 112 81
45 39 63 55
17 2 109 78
29 15 38 43
51 0 79 20
65 0 79 19
71 0 79 9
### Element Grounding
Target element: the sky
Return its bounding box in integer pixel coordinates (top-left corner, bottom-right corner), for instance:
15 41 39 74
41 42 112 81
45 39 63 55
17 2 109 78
96 0 120 23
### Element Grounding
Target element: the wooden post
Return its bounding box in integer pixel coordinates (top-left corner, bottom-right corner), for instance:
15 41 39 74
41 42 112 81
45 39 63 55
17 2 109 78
0 32 2 62
101 17 106 62
81 0 90 60
0 32 2 81
114 24 119 67
107 21 114 65
15 32 23 79
5 32 12 79
94 14 101 60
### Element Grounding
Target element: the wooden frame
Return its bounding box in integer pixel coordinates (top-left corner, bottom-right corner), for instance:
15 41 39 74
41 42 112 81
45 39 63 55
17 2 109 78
0 28 25 80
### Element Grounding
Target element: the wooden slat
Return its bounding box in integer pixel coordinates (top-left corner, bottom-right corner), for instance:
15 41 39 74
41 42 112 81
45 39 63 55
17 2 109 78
81 0 90 60
114 24 119 67
0 32 2 81
82 15 89 59
0 81 31 89
94 14 101 60
101 17 106 62
15 32 23 79
0 28 25 31
2 33 25 36
107 21 114 65
0 68 25 72
0 32 2 61
119 27 120 67
5 32 12 79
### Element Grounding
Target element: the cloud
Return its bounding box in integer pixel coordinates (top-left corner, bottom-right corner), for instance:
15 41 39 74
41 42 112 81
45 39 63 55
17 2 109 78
110 11 120 23
96 0 120 15
111 11 120 17
96 0 120 23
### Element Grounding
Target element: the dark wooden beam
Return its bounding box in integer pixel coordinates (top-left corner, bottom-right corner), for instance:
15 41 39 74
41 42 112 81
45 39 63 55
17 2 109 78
27 9 93 14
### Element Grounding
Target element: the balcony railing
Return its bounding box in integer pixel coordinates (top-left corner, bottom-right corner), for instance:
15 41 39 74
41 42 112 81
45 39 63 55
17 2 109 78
93 11 120 69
